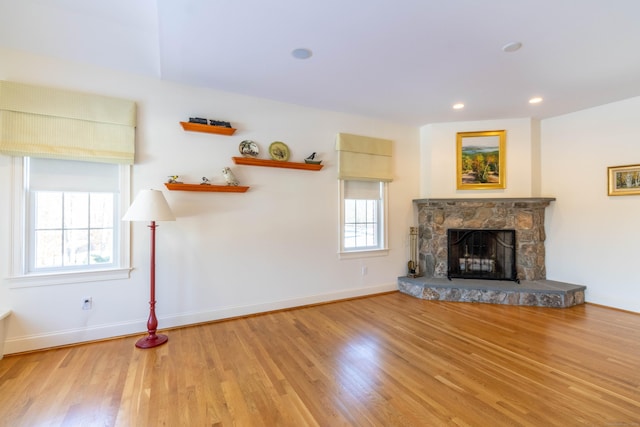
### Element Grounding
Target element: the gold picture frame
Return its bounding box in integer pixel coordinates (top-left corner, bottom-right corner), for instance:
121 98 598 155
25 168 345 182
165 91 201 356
456 130 506 190
608 164 640 196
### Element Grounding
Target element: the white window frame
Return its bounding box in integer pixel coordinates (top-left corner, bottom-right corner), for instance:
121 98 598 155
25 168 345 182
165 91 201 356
7 157 131 288
338 180 389 259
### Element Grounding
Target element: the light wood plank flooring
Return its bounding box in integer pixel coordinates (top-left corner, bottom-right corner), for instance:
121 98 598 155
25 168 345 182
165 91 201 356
0 292 639 426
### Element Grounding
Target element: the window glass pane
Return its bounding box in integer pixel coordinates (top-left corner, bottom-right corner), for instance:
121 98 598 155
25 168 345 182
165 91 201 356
354 224 366 247
35 192 62 229
35 230 62 268
90 193 114 228
355 199 367 222
31 190 116 271
344 224 356 248
64 229 89 266
345 199 356 223
64 193 89 229
369 224 379 246
90 229 113 264
366 200 376 223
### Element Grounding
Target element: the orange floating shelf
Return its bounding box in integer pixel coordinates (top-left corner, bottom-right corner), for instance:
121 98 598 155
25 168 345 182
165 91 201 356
232 157 323 171
180 121 236 136
164 183 249 192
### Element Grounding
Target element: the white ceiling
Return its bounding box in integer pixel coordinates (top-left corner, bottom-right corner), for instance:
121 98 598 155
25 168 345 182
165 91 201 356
1 0 640 125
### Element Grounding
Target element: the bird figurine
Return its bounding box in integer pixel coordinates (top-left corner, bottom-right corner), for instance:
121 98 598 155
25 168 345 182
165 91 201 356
222 167 239 186
304 152 321 165
200 176 211 185
167 175 180 183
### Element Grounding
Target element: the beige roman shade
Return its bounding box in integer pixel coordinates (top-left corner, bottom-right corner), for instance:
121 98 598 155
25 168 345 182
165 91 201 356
0 80 136 164
336 132 393 182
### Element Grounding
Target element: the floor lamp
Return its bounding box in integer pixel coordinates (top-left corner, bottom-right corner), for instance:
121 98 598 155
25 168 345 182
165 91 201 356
123 189 176 349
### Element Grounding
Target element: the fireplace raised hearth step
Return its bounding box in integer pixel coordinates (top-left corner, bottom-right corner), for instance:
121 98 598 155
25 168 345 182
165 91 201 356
397 276 585 308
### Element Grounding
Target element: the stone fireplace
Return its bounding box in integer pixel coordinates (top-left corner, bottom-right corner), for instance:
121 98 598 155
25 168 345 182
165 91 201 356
398 197 586 307
415 198 555 281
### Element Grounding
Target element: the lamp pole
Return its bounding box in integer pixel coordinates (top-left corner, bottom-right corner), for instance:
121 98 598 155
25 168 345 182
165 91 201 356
135 220 168 348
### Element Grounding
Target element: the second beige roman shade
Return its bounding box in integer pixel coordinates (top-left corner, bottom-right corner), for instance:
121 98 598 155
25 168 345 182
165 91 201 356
335 132 393 182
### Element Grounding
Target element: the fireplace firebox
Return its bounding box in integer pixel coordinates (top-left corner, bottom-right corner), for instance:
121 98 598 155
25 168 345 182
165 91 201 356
447 229 518 282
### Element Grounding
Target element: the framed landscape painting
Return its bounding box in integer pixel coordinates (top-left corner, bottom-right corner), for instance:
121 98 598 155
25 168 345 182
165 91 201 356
608 164 640 196
456 130 506 190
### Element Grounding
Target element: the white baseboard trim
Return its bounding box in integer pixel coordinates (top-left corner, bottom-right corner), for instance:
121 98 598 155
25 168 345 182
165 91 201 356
3 282 398 355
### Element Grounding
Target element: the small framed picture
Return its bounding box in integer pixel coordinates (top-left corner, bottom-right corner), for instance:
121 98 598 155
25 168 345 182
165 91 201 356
456 130 506 190
608 164 640 196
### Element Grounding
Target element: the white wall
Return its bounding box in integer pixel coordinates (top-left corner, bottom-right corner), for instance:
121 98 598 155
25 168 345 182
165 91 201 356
420 118 541 198
541 98 640 312
0 48 420 353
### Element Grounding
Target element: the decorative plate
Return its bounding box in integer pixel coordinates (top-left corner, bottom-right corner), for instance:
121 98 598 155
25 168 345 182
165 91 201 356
239 140 259 157
269 141 290 161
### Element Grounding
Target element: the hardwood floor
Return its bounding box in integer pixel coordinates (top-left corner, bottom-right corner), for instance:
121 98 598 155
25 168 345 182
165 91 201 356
0 292 639 426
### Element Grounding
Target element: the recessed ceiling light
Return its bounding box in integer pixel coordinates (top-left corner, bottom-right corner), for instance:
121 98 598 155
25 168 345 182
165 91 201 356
453 103 465 110
529 97 543 104
291 48 312 59
502 42 522 53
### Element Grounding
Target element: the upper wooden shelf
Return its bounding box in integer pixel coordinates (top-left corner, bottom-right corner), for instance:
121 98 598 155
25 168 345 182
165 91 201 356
165 182 249 193
180 121 236 136
232 157 323 171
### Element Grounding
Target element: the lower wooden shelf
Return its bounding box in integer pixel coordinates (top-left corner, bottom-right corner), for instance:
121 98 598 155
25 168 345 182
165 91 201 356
232 156 323 171
164 183 249 192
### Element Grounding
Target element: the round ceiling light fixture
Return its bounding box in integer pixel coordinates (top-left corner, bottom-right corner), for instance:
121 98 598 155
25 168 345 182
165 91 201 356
291 48 313 59
502 41 522 53
453 103 465 110
529 97 543 104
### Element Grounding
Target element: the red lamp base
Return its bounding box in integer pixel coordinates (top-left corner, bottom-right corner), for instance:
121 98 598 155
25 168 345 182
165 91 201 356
135 333 168 349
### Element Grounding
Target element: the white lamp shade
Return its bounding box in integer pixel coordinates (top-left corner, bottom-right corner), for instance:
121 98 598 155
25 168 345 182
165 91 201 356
122 189 176 222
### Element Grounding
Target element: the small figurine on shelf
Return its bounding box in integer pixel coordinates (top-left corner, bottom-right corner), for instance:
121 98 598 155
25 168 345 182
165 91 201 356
200 176 211 185
222 167 239 186
209 119 232 128
167 175 181 183
304 152 322 165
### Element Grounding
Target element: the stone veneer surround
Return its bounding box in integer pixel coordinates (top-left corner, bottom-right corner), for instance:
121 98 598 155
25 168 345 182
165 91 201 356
414 198 555 281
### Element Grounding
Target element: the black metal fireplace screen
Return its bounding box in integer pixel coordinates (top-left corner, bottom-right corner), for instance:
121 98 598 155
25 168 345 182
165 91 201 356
447 229 518 282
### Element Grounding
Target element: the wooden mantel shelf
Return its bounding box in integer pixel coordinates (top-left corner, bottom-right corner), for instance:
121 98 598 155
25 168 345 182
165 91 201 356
232 156 323 171
164 182 249 192
180 121 236 136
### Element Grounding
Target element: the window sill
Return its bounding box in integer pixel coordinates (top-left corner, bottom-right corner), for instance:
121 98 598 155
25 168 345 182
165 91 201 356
7 268 132 288
338 248 389 260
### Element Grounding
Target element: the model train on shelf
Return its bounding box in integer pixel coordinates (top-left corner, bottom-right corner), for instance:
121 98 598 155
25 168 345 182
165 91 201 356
188 117 232 128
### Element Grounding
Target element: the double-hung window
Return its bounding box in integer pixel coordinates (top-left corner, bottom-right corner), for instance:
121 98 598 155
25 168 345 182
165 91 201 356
9 157 130 287
339 179 388 257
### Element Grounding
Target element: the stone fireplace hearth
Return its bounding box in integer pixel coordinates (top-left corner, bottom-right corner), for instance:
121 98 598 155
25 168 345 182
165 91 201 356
398 198 586 308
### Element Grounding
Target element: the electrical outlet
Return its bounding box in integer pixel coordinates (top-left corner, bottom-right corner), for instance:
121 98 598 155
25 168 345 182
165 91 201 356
82 297 92 310
361 266 368 276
